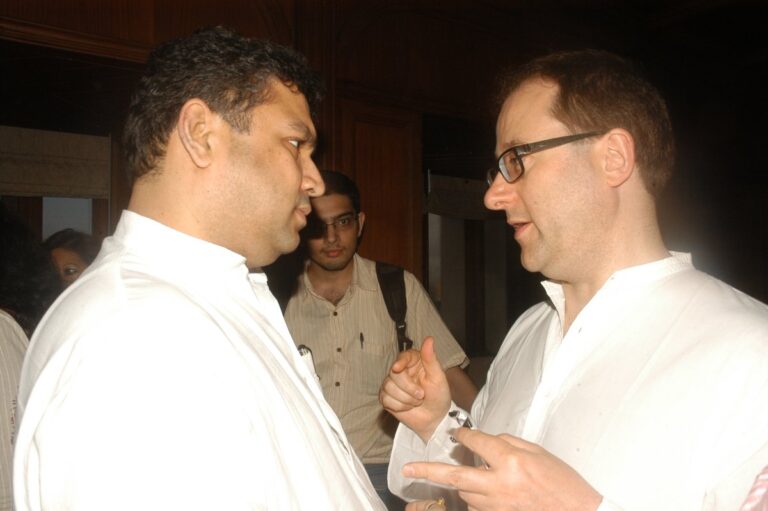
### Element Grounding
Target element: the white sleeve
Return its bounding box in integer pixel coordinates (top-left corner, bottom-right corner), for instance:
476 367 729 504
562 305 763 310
388 403 474 507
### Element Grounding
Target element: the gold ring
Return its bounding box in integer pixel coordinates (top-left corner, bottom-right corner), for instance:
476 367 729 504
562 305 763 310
425 497 446 510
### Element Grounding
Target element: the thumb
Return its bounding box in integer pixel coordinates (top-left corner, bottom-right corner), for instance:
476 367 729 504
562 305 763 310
420 337 444 377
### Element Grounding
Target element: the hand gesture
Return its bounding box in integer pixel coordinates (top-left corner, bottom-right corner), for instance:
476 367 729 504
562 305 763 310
402 428 602 511
379 337 452 442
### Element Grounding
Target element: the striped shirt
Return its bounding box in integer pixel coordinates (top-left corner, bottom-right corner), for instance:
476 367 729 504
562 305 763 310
0 310 27 511
285 254 468 463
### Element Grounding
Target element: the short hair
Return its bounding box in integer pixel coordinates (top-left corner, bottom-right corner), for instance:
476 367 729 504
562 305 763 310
319 170 361 213
123 26 323 184
43 228 100 265
497 49 674 197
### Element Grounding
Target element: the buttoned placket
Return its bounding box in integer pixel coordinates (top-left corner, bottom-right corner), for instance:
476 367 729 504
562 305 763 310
521 276 623 442
326 286 354 391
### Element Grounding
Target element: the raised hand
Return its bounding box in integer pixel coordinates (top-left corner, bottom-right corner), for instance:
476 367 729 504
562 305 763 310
379 337 452 442
402 428 602 511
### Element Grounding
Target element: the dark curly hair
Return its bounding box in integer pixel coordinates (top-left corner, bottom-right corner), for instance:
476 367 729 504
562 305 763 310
122 26 323 184
497 49 674 197
43 228 100 265
0 204 60 335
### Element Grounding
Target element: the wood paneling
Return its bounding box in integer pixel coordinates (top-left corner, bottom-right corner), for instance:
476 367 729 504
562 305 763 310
0 0 296 62
339 98 422 278
0 0 153 61
154 0 295 45
294 0 337 169
334 2 505 120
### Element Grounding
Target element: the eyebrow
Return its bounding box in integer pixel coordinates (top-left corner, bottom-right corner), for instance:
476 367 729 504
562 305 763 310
495 139 524 157
318 211 355 223
287 120 317 149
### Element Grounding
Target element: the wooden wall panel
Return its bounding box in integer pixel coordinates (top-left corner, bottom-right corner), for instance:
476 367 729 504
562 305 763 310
339 98 422 279
334 3 506 120
0 0 154 61
0 0 297 62
154 0 295 46
0 0 154 43
294 0 337 169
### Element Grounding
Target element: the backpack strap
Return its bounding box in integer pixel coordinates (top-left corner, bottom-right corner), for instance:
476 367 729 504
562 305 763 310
375 261 413 351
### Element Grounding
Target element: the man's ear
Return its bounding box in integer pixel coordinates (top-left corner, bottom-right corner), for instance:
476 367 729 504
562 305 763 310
601 128 636 188
356 211 366 237
176 99 216 169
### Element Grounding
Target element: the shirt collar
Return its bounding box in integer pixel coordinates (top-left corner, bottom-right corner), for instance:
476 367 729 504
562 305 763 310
300 253 378 297
541 252 694 315
114 210 248 279
352 254 379 292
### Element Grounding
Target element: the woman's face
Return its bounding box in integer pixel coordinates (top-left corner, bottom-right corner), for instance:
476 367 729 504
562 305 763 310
51 247 88 287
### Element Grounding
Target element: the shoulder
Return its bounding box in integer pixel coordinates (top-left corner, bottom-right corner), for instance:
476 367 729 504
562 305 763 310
665 268 768 332
26 258 225 386
355 255 379 285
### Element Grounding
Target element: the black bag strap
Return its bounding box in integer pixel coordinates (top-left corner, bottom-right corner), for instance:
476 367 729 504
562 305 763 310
375 262 413 351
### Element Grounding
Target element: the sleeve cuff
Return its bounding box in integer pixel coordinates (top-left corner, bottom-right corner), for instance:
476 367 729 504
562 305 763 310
388 403 473 505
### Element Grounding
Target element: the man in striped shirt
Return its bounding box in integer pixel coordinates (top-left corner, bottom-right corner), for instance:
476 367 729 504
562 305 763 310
284 170 477 508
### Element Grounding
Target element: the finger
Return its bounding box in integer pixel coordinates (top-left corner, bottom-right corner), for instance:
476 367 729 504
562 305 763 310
420 337 444 377
402 461 492 494
385 363 426 400
450 428 526 468
390 349 422 374
451 429 541 470
380 377 425 410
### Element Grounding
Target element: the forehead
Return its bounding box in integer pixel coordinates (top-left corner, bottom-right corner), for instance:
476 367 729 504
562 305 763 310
250 78 316 135
495 78 561 151
51 247 86 266
311 193 354 218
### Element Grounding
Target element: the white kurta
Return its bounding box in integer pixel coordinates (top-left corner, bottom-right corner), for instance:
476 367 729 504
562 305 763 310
390 254 768 511
14 211 384 511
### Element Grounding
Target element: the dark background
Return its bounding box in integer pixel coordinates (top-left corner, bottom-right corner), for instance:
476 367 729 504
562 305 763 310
2 1 766 350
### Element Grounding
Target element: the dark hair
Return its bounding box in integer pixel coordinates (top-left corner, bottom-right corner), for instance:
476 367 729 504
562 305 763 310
0 204 60 335
123 26 323 184
43 228 100 264
497 49 674 197
319 170 361 213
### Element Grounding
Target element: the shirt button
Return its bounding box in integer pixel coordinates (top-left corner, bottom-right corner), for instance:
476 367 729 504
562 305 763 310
332 311 338 316
335 381 340 387
336 347 342 352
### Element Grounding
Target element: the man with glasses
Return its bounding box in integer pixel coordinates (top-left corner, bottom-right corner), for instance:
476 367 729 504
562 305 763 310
284 169 477 508
382 50 768 511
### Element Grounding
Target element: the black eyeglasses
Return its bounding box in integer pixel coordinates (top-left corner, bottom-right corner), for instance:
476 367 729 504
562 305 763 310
304 212 359 239
486 132 602 186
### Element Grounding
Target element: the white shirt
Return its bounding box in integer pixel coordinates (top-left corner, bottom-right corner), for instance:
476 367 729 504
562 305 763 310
14 211 385 511
1 310 27 511
390 254 768 511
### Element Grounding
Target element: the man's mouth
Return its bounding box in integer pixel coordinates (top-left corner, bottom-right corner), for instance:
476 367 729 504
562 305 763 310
510 221 531 239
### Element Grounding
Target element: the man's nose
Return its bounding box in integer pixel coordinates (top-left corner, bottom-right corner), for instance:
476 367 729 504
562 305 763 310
323 223 338 242
484 173 517 211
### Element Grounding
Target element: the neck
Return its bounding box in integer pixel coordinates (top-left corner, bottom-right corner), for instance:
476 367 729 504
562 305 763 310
560 204 669 334
306 256 356 305
128 167 201 236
